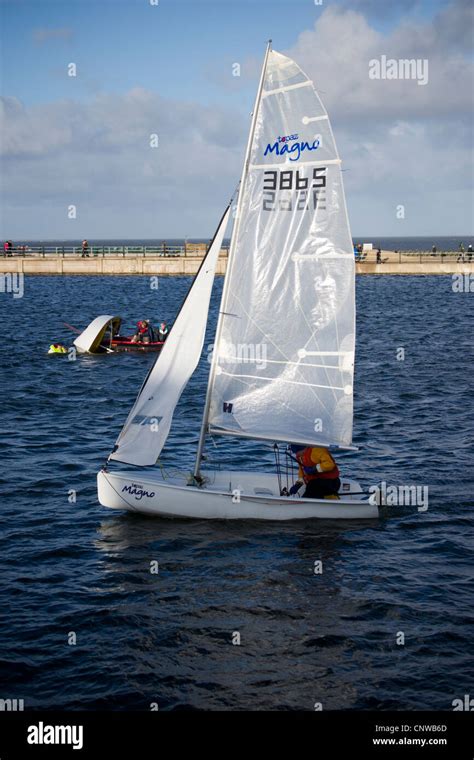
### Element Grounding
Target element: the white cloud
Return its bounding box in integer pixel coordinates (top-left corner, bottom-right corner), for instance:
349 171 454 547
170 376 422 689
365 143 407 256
281 0 473 233
285 2 473 120
0 90 244 238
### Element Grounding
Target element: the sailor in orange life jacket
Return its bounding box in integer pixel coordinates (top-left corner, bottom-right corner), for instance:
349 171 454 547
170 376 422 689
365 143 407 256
288 444 341 499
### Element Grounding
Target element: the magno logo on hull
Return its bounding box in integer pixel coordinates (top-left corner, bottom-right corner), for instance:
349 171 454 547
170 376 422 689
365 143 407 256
122 483 156 500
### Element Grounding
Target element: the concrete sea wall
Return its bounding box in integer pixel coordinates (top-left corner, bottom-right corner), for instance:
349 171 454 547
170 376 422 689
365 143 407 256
1 253 473 276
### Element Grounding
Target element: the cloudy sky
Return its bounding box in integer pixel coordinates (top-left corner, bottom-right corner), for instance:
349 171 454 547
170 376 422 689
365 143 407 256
0 0 472 239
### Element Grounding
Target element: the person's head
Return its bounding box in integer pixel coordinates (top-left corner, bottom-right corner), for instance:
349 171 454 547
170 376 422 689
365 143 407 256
160 322 166 330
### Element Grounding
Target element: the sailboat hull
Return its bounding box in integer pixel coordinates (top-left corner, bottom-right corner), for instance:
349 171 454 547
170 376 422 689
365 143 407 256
97 469 378 520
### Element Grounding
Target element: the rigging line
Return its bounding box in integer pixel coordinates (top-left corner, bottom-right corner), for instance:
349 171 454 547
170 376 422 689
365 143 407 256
273 444 282 495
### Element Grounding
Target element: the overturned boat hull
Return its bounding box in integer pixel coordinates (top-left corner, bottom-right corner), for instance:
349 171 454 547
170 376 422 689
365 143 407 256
73 316 165 354
97 468 378 520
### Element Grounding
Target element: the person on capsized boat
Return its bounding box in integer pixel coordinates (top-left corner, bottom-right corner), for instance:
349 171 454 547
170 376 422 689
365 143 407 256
157 321 169 342
288 444 341 499
131 320 152 343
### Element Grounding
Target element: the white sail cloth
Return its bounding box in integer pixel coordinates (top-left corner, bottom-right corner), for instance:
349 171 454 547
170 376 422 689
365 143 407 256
207 51 355 448
109 206 230 466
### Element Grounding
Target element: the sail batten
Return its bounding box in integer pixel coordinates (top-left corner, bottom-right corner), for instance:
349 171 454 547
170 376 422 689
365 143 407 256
250 157 342 170
205 49 355 450
262 80 313 97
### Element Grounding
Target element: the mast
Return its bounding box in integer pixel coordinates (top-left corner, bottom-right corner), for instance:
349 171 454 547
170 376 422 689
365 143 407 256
193 39 272 479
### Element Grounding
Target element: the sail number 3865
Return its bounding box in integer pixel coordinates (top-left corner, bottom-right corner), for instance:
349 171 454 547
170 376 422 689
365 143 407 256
262 168 327 212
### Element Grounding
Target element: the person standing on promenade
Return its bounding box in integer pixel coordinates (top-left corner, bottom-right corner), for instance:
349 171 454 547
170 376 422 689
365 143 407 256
81 239 90 257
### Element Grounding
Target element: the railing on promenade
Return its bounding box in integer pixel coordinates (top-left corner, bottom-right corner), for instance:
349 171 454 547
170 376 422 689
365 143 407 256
356 251 473 264
1 244 229 258
1 248 471 263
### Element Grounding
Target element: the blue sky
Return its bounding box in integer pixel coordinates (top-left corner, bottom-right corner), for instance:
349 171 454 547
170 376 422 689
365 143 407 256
1 0 472 238
1 0 450 106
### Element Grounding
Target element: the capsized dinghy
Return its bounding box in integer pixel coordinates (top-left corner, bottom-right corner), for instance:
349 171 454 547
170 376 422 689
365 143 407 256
73 316 164 354
97 43 378 520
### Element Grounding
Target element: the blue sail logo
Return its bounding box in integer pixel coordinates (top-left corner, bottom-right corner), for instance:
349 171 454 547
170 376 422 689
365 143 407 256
264 134 320 162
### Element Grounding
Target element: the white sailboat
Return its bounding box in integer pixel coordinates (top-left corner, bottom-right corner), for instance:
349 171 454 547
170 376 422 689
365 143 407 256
97 43 378 520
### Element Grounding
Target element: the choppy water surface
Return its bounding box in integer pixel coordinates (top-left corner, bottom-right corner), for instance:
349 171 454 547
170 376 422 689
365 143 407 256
0 275 472 710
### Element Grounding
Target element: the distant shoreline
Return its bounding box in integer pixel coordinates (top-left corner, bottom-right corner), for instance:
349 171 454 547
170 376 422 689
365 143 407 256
3 235 473 252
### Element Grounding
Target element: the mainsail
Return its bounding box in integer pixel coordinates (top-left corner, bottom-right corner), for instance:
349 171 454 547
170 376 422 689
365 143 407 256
109 205 231 466
205 50 355 449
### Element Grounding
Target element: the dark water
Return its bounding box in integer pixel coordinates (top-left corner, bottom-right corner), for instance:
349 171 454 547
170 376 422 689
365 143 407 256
11 236 474 251
0 275 473 710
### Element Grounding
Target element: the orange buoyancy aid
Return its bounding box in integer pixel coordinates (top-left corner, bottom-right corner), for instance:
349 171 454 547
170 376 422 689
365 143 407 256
296 447 340 482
